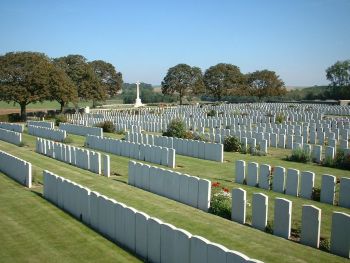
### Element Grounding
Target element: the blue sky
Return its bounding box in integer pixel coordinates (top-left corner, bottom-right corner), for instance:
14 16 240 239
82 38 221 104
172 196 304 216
1 0 349 86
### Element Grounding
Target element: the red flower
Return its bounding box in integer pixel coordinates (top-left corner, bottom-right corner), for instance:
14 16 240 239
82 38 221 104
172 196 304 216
212 182 220 187
222 187 229 193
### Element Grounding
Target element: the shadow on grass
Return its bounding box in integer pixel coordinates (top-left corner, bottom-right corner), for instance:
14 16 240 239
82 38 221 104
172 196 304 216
112 178 128 184
30 189 43 198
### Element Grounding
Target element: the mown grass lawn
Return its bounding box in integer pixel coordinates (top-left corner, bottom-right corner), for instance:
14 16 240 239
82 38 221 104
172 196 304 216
0 173 140 263
0 131 349 262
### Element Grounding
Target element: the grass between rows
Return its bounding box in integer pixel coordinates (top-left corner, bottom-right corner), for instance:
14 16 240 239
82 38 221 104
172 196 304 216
0 173 140 263
0 131 349 262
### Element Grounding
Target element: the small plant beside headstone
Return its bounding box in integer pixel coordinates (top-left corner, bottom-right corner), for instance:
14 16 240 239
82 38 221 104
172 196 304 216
95 121 115 133
285 148 311 163
223 136 241 152
208 182 231 219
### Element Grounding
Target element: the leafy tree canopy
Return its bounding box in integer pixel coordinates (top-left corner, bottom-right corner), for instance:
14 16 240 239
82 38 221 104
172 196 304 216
326 60 350 99
123 82 153 91
161 64 204 104
0 52 53 120
203 63 245 100
54 55 106 104
246 70 286 99
89 60 123 97
48 64 78 112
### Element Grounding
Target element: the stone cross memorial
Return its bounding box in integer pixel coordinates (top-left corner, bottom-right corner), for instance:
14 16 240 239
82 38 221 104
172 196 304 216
134 81 143 108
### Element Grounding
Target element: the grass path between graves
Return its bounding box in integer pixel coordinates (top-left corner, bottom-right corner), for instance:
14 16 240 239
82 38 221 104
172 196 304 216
0 173 140 263
0 134 349 262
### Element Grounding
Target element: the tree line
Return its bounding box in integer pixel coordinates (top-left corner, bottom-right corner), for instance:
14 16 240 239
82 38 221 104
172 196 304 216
161 63 287 104
0 52 122 120
161 60 350 104
0 51 348 120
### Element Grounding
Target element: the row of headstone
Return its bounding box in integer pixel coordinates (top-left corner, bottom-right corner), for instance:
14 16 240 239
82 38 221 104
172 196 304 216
27 121 54 129
128 161 211 211
231 188 350 258
59 122 103 137
66 103 350 127
68 116 347 147
36 138 110 176
28 125 67 142
201 121 349 145
235 160 350 208
115 123 127 132
126 132 224 162
86 135 176 168
0 150 32 187
43 170 262 263
0 122 24 133
69 116 167 133
0 128 22 145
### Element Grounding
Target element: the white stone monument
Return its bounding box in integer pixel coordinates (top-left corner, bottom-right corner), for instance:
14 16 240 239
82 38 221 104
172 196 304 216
134 81 144 107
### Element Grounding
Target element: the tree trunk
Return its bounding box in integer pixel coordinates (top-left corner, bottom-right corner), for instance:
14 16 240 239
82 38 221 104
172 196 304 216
92 100 96 108
20 103 26 121
60 101 65 113
179 95 182 105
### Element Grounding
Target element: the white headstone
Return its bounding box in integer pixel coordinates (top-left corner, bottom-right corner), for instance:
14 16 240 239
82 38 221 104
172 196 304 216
301 205 321 248
235 160 246 184
339 177 350 209
252 193 268 231
330 212 350 258
272 166 285 193
231 188 246 224
274 198 292 239
320 174 336 205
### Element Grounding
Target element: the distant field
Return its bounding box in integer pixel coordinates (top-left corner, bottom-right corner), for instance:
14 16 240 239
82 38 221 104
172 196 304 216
0 98 124 115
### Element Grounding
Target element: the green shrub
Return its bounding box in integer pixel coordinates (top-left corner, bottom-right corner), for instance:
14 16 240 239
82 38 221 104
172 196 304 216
265 221 274 234
322 156 335 167
224 136 241 152
285 148 311 163
312 187 321 201
55 114 67 126
63 137 74 144
291 224 302 239
192 134 209 142
251 149 266 156
96 121 115 133
319 238 330 252
183 131 195 140
239 144 250 154
208 183 231 220
163 118 187 138
18 141 27 147
207 109 216 117
333 150 350 169
275 113 285 124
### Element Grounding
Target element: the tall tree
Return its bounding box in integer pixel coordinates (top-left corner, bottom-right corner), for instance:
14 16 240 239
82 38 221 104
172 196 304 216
203 63 246 100
326 60 350 99
54 55 105 107
0 52 52 120
89 60 123 97
161 64 204 104
246 70 286 100
48 64 78 112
